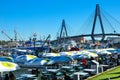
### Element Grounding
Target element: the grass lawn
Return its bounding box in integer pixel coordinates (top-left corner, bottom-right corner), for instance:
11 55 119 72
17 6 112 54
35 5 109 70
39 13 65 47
87 66 120 80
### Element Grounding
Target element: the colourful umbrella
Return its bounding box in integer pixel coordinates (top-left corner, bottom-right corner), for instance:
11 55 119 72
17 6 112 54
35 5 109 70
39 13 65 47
72 54 88 60
59 52 73 56
49 56 73 64
24 58 49 68
42 53 60 57
0 61 20 72
81 50 98 58
0 56 14 62
97 50 111 55
15 55 37 65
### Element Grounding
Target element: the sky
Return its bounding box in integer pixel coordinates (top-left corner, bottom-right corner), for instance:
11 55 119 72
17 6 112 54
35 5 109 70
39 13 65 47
0 0 120 41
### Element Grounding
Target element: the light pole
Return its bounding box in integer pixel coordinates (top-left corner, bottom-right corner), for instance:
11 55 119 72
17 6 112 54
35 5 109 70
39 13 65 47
33 32 37 51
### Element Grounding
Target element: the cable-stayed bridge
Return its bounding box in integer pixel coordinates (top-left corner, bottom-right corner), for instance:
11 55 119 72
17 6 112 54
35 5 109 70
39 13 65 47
56 4 120 43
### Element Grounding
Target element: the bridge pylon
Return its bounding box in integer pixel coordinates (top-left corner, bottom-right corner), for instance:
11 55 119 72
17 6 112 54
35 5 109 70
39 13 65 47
91 4 105 43
59 19 68 38
57 19 68 43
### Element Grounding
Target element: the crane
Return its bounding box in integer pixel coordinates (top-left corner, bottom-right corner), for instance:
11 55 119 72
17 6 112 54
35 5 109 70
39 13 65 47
41 34 51 47
1 30 13 42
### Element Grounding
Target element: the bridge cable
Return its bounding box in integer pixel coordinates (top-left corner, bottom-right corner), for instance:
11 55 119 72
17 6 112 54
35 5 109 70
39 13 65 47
77 11 95 35
56 21 63 39
103 9 120 26
101 8 120 32
101 12 117 33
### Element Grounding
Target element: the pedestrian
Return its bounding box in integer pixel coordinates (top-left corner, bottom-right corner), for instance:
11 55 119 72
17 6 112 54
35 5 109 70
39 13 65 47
37 73 42 80
62 72 71 80
4 74 9 80
9 72 16 80
52 73 57 80
0 73 2 80
81 58 87 68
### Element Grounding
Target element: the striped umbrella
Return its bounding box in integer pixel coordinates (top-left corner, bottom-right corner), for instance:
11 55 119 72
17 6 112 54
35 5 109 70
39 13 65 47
24 58 49 68
72 54 89 60
15 55 37 65
0 56 14 62
59 52 73 56
42 53 60 57
81 50 98 58
49 56 73 64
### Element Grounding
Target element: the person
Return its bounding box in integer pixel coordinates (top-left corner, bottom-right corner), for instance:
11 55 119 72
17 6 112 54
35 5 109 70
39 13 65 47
9 72 16 80
0 72 2 80
62 72 71 80
52 73 57 80
35 50 39 57
4 74 9 80
81 58 87 67
37 73 41 80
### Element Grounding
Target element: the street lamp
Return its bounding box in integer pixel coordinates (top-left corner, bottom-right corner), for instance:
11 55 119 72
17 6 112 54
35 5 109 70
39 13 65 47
33 32 37 51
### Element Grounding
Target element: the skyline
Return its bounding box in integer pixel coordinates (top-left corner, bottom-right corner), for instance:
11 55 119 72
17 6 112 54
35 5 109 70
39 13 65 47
0 0 120 41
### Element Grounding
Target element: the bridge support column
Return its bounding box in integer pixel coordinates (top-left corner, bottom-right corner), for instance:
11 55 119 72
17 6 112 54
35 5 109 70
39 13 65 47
91 4 105 43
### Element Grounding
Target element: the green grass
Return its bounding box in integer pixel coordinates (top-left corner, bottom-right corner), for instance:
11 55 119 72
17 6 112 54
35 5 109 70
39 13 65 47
87 66 120 80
